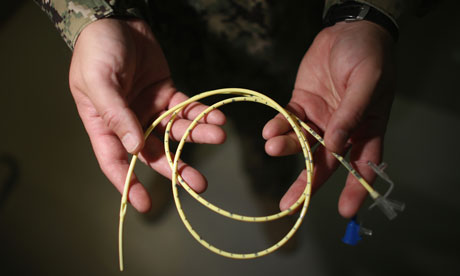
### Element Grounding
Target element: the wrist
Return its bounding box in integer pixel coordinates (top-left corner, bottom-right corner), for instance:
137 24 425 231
323 0 399 41
333 20 395 46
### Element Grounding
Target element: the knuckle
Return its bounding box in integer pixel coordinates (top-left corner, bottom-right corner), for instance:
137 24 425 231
101 108 123 132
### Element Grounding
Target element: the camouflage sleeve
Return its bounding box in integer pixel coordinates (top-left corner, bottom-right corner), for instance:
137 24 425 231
34 0 149 50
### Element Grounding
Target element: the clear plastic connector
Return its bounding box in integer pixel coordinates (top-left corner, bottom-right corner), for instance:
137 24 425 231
372 196 405 220
368 161 405 220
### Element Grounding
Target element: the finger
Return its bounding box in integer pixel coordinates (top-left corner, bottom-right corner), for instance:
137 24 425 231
168 92 226 125
77 102 152 212
279 146 342 212
324 60 381 153
80 74 145 154
338 136 382 218
159 118 226 144
98 143 151 213
263 101 320 156
262 102 306 139
139 135 208 193
129 78 177 127
264 130 317 157
279 169 308 212
262 115 292 140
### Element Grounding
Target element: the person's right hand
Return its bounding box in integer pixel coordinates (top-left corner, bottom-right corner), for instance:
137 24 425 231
69 18 226 213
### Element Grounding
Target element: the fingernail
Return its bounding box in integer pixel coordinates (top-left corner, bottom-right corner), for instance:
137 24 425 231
121 133 139 153
332 129 348 151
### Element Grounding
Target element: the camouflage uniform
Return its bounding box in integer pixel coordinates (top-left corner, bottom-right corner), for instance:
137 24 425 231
35 0 408 52
33 0 150 49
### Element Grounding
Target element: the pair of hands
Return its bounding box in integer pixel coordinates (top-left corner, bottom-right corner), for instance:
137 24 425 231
70 18 394 218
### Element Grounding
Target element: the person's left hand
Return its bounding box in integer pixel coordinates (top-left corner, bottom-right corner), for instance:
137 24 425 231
263 21 396 218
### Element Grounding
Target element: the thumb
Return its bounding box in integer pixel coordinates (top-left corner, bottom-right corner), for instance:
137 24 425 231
324 61 380 153
86 80 144 154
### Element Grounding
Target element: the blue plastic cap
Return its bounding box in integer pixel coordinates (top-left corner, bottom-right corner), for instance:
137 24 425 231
342 217 362 246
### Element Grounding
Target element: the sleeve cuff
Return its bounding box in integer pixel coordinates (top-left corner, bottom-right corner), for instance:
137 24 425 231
324 0 404 26
35 0 149 50
67 2 115 50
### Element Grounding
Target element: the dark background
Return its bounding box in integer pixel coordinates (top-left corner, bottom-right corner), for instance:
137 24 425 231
1 1 459 275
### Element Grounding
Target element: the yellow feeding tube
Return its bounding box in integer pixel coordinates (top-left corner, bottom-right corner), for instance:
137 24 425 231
118 88 382 271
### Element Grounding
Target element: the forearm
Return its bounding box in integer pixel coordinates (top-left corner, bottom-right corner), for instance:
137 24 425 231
34 0 149 50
